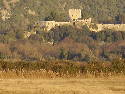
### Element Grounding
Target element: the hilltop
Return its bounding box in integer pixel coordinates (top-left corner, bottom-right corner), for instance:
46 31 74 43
0 0 125 22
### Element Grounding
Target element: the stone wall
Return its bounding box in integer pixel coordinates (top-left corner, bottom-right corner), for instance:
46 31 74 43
55 22 71 26
77 18 92 24
96 24 125 32
39 21 56 31
38 21 71 31
38 20 125 32
38 18 92 32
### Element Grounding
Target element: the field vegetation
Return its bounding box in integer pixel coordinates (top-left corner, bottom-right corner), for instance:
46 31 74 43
0 59 125 79
0 78 125 94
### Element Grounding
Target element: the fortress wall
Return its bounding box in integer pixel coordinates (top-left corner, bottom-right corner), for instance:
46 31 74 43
55 22 71 26
39 19 125 32
40 21 56 31
39 21 71 31
40 21 56 27
77 18 92 24
37 9 125 32
96 24 125 32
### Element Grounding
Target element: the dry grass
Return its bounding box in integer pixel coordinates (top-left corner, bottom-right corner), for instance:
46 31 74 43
0 70 60 79
0 60 125 94
0 70 123 79
0 69 125 94
0 78 125 94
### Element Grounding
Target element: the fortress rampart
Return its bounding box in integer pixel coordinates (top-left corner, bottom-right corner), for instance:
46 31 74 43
33 9 125 35
24 9 125 38
93 24 125 32
38 21 71 31
38 18 92 31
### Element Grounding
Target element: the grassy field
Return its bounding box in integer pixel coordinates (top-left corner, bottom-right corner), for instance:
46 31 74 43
0 78 125 94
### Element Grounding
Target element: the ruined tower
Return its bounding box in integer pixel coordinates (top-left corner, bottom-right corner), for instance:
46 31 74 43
69 9 82 21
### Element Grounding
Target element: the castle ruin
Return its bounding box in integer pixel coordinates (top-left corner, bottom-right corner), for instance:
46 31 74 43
36 9 92 32
36 9 125 32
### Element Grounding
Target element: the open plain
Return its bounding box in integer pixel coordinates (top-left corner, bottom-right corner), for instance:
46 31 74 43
0 78 125 94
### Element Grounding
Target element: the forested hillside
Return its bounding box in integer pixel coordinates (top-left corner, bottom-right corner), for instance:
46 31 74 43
0 0 125 62
0 0 125 32
1 0 125 23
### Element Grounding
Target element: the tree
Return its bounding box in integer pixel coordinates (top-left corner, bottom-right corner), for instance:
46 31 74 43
16 31 24 39
44 11 67 21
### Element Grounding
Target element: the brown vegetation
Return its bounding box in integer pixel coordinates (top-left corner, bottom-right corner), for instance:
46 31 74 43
0 78 125 94
0 59 125 79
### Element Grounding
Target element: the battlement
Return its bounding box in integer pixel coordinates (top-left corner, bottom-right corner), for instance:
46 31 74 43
69 9 81 21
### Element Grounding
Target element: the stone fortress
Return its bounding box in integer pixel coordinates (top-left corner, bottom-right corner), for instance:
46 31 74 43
36 9 92 31
37 9 125 32
25 9 125 38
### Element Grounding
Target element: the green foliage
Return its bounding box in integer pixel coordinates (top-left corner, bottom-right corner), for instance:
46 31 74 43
82 25 91 32
44 25 74 42
16 31 24 39
91 29 125 42
44 11 67 21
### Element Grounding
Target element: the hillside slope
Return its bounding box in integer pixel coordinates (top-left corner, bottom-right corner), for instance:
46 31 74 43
0 0 125 23
0 0 125 61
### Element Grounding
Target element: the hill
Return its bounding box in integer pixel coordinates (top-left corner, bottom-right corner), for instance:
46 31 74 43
0 0 125 61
